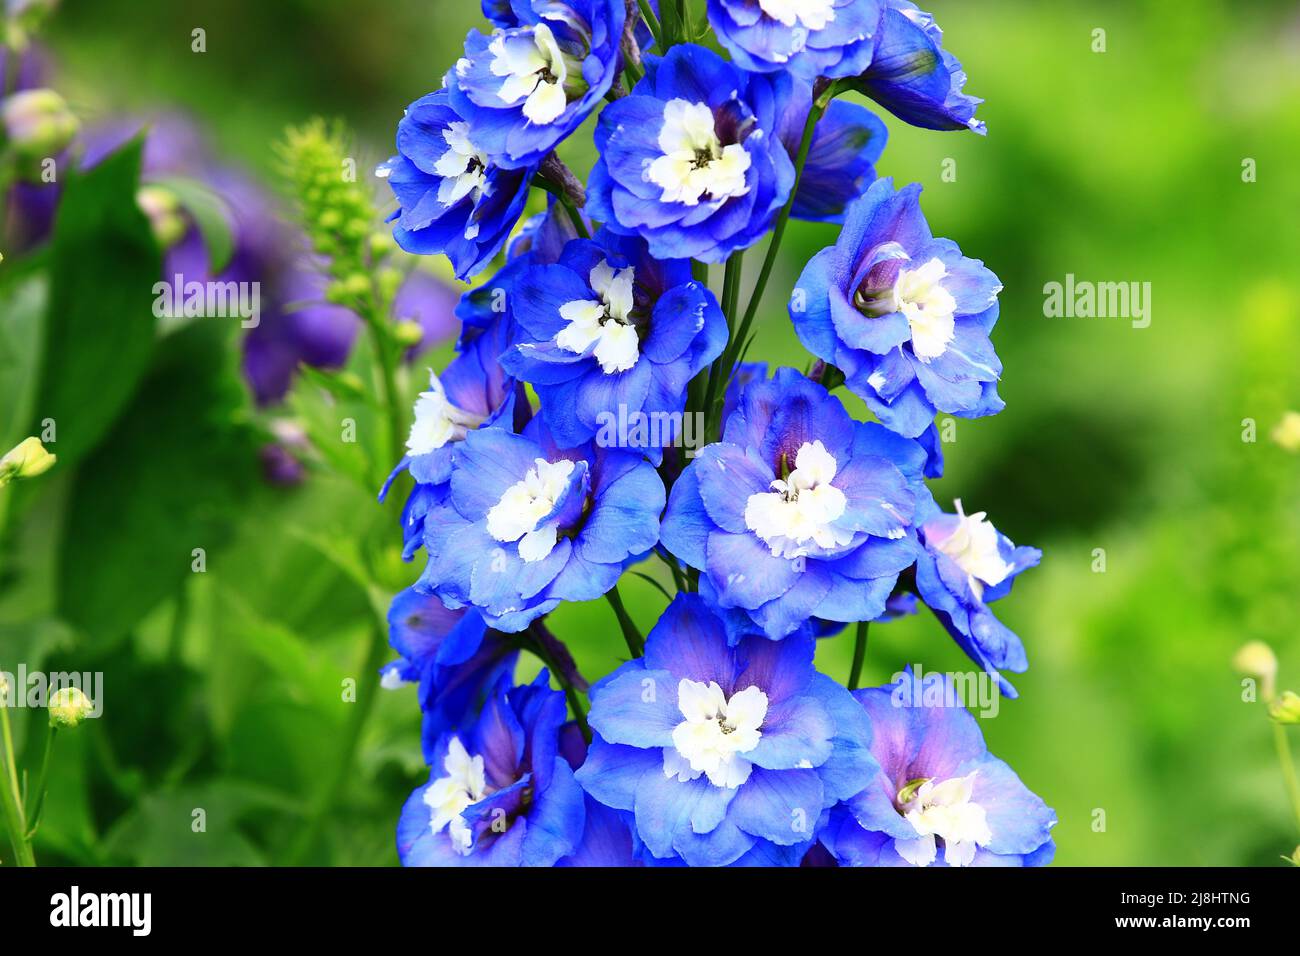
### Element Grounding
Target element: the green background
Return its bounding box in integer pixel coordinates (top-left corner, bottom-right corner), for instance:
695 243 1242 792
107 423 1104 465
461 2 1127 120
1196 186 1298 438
1 0 1298 866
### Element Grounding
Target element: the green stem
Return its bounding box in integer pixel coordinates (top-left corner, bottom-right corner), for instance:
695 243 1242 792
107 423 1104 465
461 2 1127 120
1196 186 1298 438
167 584 189 664
531 171 591 240
605 585 644 658
364 301 404 471
721 252 744 323
847 621 869 691
657 0 678 47
702 253 745 434
558 194 591 240
0 484 13 575
284 617 389 864
526 638 591 743
635 0 662 47
0 702 34 866
720 82 838 407
1273 722 1300 836
24 724 54 839
285 280 405 864
655 549 687 594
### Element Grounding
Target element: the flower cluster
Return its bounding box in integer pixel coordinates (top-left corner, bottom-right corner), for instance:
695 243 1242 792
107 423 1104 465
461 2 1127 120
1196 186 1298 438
379 0 1054 866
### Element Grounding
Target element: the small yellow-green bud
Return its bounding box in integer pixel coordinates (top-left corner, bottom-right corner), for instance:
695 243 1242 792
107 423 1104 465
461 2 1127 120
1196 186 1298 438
1 88 79 157
341 273 371 299
136 184 188 249
334 371 366 396
48 686 93 729
377 267 403 301
343 218 370 241
317 208 343 232
1272 411 1300 453
1234 640 1278 700
0 436 56 485
369 231 397 258
393 320 424 349
1270 690 1300 725
324 280 350 304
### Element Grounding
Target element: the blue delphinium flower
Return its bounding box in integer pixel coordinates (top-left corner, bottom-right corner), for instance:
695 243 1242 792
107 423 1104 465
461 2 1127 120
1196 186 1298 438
379 90 534 280
381 311 527 559
778 80 888 223
380 587 519 752
507 197 587 262
791 178 1004 440
576 594 876 866
661 367 929 639
555 723 643 866
418 416 664 632
708 0 882 80
398 672 585 866
821 669 1056 866
500 228 726 455
587 44 795 263
914 499 1040 697
479 0 518 28
847 0 985 134
447 0 625 170
453 200 582 348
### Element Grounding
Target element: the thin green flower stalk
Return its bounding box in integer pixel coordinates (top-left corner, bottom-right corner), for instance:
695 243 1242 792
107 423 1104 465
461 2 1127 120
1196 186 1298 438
276 119 407 468
1234 641 1300 838
0 674 35 866
706 80 842 439
276 120 411 863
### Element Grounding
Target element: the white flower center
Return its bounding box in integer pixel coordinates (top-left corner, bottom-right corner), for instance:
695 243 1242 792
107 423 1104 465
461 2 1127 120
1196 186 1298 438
758 0 836 30
664 679 767 790
432 121 491 208
406 373 487 456
894 772 992 868
485 457 576 563
554 259 640 374
423 736 489 855
646 99 752 207
892 257 957 361
489 23 573 125
744 440 853 559
932 499 1013 600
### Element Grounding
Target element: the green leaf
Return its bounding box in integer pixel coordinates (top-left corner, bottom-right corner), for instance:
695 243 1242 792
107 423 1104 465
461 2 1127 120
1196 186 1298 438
101 783 279 866
215 585 347 713
150 175 236 276
56 317 262 642
31 138 162 469
0 268 48 451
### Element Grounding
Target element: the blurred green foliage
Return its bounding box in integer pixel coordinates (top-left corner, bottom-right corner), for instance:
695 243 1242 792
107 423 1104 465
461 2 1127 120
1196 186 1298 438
0 0 1297 866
